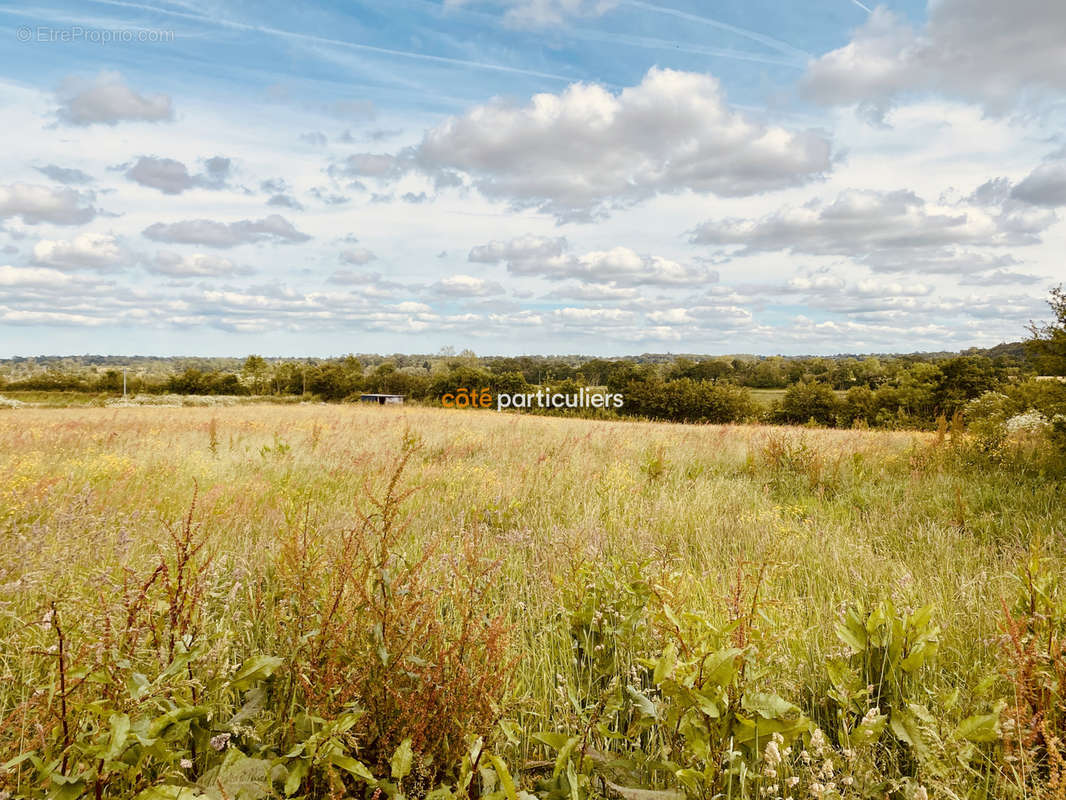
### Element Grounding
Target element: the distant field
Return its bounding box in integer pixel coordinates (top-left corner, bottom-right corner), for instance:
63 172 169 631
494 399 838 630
748 387 848 408
1 404 1061 798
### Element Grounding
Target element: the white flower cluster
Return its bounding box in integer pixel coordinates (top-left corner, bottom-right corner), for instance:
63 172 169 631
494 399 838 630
1004 410 1049 434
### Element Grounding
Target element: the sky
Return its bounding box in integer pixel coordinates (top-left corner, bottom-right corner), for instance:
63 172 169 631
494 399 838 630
0 0 1064 358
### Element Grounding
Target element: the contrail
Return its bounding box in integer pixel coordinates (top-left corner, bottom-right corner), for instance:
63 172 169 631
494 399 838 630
849 0 874 12
85 0 579 83
398 0 805 68
565 27 804 67
618 0 811 59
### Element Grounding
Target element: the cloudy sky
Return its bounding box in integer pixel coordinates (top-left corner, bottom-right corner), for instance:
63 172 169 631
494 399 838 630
1 0 1064 357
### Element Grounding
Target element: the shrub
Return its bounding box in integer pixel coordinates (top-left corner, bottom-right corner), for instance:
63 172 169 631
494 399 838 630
775 381 841 426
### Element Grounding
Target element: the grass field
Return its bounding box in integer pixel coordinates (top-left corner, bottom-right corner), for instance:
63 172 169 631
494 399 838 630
1 404 1063 799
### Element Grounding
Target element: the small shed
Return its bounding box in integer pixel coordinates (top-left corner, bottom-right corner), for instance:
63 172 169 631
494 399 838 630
359 393 405 405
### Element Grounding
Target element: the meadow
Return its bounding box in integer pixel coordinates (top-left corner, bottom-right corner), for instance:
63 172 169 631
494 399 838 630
1 403 1063 799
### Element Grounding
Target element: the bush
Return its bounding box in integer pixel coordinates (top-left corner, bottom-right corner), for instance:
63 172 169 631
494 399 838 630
775 381 841 426
620 377 755 423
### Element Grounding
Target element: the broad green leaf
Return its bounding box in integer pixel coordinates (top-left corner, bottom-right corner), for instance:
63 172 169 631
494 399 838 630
889 710 928 757
553 737 579 779
391 738 413 780
653 643 677 685
104 713 130 761
955 713 1000 743
742 692 797 719
229 655 284 690
835 611 867 654
133 786 202 800
204 753 274 800
499 719 522 745
603 780 684 800
488 754 518 800
328 752 376 783
0 751 35 771
532 732 572 751
284 759 309 797
47 780 88 800
625 685 657 719
148 705 209 737
700 648 742 689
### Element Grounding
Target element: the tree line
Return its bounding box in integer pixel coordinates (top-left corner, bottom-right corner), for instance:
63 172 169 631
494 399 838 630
3 286 1064 430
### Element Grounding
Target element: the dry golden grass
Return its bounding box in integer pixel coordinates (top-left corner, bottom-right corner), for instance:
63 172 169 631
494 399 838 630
1 403 1063 797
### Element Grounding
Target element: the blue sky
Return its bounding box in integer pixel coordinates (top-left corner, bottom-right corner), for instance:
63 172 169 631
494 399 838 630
0 0 1063 356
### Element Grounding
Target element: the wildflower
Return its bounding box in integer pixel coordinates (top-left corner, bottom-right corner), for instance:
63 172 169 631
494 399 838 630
210 733 231 751
786 777 800 788
767 742 784 768
810 728 828 757
809 782 825 799
180 758 193 769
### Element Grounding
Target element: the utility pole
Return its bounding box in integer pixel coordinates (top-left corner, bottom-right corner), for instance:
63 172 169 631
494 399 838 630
123 368 127 399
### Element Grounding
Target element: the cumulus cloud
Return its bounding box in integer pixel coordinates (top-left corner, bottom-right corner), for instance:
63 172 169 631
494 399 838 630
309 187 350 205
0 264 93 289
1010 160 1066 208
470 234 716 287
0 183 97 225
544 283 639 301
267 194 304 210
469 235 567 264
125 156 231 194
31 233 129 271
34 165 93 185
329 153 405 180
803 2 1066 117
56 71 174 125
148 251 252 277
339 248 377 265
431 274 506 297
959 269 1044 286
142 215 311 248
690 188 1056 273
382 68 833 220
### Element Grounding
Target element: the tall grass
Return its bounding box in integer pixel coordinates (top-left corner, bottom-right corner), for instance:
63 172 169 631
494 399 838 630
0 405 1063 798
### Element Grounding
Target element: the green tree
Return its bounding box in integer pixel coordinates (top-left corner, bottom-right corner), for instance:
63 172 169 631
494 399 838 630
242 354 269 394
777 381 841 426
1027 285 1066 375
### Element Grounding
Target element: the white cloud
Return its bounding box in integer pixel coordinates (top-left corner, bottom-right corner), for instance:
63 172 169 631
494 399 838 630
339 248 377 265
56 71 174 126
469 235 715 287
469 235 567 264
408 68 832 220
803 2 1066 117
35 165 93 185
0 264 84 288
431 274 506 297
0 183 97 225
690 188 1056 273
125 156 231 194
32 233 128 271
1011 160 1066 208
148 252 251 277
142 215 311 248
